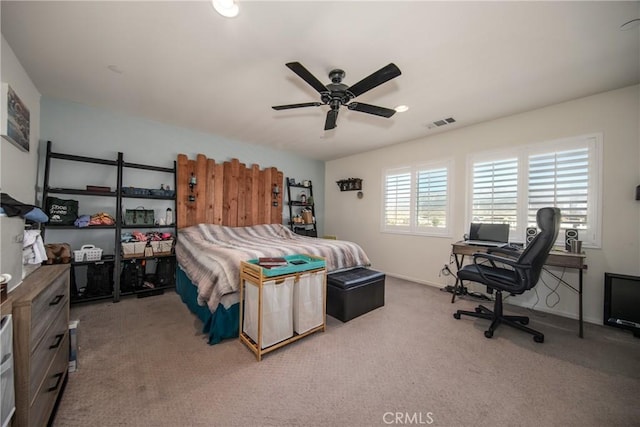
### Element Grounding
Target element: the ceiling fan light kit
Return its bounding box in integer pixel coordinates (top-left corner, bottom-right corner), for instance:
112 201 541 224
272 62 402 131
212 0 239 18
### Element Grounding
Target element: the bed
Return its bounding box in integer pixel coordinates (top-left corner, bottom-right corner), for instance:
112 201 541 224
175 223 371 344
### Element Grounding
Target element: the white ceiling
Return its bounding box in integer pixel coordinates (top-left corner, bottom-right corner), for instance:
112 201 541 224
2 1 639 161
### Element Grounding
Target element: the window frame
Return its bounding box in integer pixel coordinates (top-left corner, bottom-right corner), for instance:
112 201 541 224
466 133 603 248
382 159 453 237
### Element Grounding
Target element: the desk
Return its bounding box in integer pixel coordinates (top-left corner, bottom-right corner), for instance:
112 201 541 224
450 242 587 338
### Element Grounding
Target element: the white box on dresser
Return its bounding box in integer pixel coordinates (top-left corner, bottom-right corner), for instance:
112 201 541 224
9 264 70 427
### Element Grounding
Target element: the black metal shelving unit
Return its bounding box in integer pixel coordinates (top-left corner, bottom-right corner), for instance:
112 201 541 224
286 178 317 237
41 140 177 304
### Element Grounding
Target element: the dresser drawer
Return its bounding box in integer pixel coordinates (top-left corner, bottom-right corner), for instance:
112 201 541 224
29 307 68 402
9 265 70 427
30 333 68 427
29 272 68 354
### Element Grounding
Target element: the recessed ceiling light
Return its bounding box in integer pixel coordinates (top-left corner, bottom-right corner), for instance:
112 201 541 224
212 0 239 18
620 18 640 31
394 105 409 113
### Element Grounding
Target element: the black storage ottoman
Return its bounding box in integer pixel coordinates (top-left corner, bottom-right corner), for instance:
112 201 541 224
326 268 385 322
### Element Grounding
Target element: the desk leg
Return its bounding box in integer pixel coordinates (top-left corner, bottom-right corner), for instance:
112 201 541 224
451 254 464 304
579 269 584 338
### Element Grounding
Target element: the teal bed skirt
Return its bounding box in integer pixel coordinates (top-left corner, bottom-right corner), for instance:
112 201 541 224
175 267 239 344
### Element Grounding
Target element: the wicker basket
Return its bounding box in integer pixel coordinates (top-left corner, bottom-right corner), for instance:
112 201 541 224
121 241 147 259
150 239 174 255
302 211 313 224
73 244 103 262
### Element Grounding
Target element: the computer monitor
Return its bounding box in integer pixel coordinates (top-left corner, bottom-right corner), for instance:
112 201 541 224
468 223 510 243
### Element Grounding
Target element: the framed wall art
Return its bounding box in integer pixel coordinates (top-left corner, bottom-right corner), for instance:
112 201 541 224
1 83 30 152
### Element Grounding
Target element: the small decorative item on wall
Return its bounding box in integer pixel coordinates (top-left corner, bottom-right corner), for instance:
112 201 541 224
1 83 30 152
336 178 362 192
188 173 197 202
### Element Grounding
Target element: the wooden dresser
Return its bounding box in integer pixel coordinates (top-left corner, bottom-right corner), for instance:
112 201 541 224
9 264 70 427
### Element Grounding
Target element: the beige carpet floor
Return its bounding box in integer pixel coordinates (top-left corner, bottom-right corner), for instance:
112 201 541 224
53 276 640 426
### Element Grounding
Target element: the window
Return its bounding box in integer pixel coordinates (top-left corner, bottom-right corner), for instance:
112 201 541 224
417 167 448 229
383 160 452 236
383 168 411 228
467 134 602 247
471 158 518 227
528 148 589 230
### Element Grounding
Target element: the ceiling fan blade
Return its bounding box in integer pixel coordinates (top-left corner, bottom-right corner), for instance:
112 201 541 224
347 102 396 118
324 109 338 130
286 62 328 95
272 102 322 111
347 63 401 98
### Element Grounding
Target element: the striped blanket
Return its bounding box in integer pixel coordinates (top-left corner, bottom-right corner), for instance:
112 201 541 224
176 223 371 311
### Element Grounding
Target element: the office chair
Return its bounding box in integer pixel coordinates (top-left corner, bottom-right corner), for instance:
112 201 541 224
453 207 561 343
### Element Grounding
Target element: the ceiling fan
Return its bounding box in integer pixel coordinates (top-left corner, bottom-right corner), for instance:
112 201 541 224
272 62 402 131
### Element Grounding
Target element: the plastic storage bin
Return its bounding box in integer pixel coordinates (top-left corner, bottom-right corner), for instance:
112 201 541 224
68 320 79 372
1 315 15 427
293 271 325 334
243 277 294 349
73 244 103 262
121 187 151 196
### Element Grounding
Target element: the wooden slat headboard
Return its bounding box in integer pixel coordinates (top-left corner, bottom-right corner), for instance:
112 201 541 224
176 154 283 229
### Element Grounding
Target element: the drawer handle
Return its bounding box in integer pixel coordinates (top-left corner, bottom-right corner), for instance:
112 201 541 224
49 333 64 349
47 372 64 392
49 294 64 305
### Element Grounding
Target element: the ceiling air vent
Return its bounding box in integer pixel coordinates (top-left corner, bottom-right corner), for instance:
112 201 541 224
427 117 456 129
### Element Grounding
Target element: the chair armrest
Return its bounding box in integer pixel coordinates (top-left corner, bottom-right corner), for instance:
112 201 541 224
487 246 521 259
471 252 532 289
471 252 523 268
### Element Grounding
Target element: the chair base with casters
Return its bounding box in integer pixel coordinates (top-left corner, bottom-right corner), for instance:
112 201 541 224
452 207 561 343
453 289 545 343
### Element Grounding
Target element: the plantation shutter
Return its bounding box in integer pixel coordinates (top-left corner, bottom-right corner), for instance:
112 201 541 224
472 158 518 226
384 169 411 227
528 148 589 230
416 167 448 228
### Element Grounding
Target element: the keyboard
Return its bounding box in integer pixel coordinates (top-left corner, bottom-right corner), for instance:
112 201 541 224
465 240 507 247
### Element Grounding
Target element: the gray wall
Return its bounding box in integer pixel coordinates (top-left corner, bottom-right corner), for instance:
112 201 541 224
1 36 41 291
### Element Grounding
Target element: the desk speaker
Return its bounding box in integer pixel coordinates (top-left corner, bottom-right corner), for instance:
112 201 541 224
526 227 538 246
565 229 579 251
